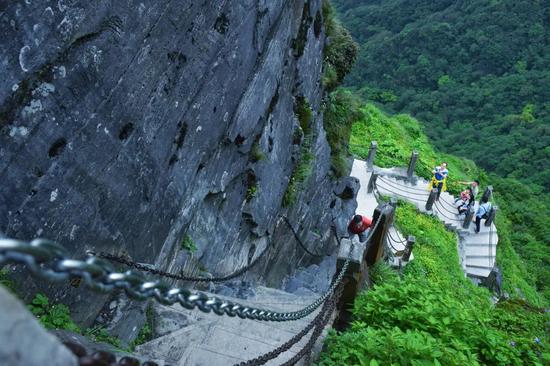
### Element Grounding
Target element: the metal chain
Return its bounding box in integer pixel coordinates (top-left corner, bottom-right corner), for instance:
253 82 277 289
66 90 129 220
235 281 343 366
280 283 344 366
374 180 427 203
279 215 326 258
433 201 462 222
94 239 272 283
377 176 429 198
96 215 333 282
0 238 350 322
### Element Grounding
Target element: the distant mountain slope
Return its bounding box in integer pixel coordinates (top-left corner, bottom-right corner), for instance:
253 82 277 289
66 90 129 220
332 0 550 191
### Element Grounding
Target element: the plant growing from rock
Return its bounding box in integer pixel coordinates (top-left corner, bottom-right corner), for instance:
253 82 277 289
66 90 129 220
181 235 197 253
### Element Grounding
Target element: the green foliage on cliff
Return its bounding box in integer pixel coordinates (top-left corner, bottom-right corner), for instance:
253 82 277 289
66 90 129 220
319 204 549 365
332 0 550 191
28 293 80 333
323 89 362 177
321 0 358 92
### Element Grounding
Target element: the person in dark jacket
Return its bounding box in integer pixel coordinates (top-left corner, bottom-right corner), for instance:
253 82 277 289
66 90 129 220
348 214 372 243
475 197 493 233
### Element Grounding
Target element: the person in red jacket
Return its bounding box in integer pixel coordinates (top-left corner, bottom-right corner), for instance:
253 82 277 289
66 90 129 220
348 214 372 243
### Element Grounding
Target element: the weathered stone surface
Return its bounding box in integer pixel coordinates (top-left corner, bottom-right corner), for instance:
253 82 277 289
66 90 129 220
0 286 78 366
0 0 356 334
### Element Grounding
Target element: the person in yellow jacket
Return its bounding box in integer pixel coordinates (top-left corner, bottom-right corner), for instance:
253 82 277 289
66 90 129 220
429 162 448 201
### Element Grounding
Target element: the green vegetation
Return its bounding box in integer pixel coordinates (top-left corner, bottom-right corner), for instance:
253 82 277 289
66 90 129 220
321 0 358 92
350 103 487 194
0 267 16 293
332 0 550 191
323 89 362 177
283 98 316 206
319 204 549 365
246 185 258 201
129 302 154 350
85 326 124 348
349 102 549 304
181 234 197 253
250 141 266 162
28 292 154 351
294 96 313 133
283 133 314 207
27 293 80 333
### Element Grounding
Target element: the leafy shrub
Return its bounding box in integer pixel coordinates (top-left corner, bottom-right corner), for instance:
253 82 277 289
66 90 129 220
27 293 80 333
322 0 358 92
181 235 197 252
84 326 123 348
246 185 258 201
323 89 362 178
0 267 16 293
294 96 313 133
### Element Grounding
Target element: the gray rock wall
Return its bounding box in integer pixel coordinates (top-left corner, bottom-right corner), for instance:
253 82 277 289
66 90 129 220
0 0 356 325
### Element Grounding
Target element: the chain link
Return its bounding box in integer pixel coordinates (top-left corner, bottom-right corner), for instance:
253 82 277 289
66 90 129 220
94 239 271 283
0 238 350 322
236 282 344 366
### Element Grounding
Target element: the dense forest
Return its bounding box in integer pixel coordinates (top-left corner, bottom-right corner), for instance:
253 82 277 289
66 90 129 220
332 0 550 191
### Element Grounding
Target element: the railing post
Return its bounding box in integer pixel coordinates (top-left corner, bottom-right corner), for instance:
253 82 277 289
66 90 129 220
407 151 418 182
367 173 378 193
425 188 438 211
463 205 475 229
335 237 367 331
485 205 498 226
366 141 377 171
403 236 415 261
365 203 394 266
482 185 493 202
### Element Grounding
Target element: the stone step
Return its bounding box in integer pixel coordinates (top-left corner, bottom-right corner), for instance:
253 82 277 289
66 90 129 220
466 266 493 278
178 323 309 366
466 246 497 257
464 257 496 268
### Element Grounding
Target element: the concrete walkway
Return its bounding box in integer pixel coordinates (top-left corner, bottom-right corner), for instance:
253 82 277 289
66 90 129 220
371 167 498 279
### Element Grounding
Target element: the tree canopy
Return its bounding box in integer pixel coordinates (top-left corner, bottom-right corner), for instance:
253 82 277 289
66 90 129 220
332 0 550 191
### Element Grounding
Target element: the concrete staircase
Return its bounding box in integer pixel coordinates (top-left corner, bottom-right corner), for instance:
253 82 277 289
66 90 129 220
371 169 498 279
135 286 324 366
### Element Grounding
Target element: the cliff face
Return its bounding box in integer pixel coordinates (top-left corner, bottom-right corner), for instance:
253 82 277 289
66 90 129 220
0 0 357 324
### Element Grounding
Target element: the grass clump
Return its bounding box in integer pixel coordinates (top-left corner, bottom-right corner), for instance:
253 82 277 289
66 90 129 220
294 96 313 133
28 293 80 333
181 234 197 253
0 267 16 293
129 302 154 350
85 326 123 348
283 144 314 207
250 142 266 163
246 185 258 201
283 97 316 206
323 89 362 178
